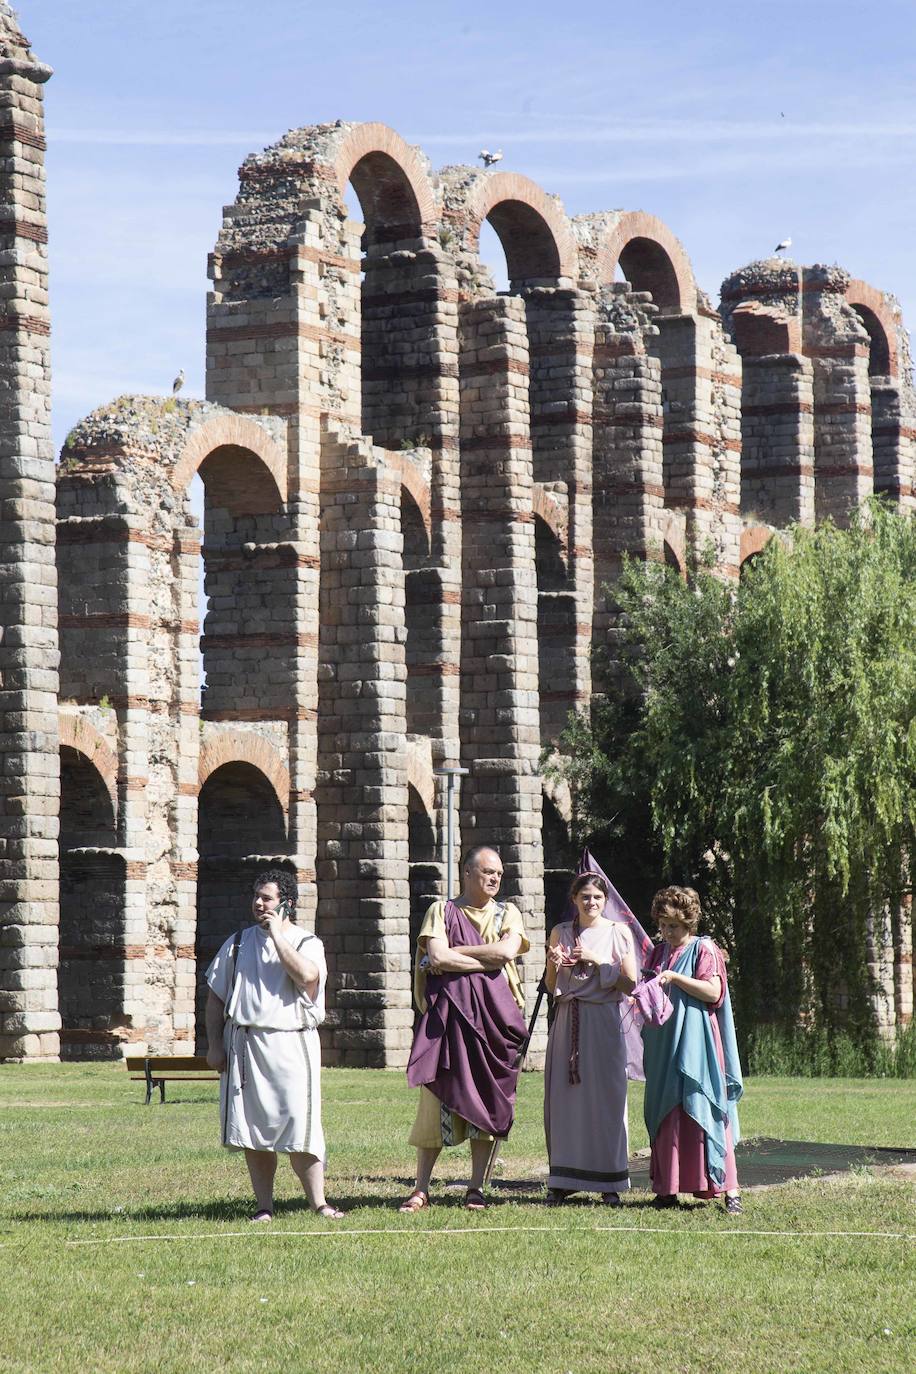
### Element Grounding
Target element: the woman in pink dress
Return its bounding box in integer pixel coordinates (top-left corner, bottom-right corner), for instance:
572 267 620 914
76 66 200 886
641 886 744 1214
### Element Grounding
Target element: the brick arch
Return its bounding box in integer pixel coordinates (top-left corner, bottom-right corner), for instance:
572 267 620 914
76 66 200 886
331 123 438 239
406 738 435 818
593 212 697 313
171 413 287 511
532 482 567 547
385 451 432 541
198 732 291 813
740 524 775 565
59 714 119 814
462 171 578 282
845 279 899 379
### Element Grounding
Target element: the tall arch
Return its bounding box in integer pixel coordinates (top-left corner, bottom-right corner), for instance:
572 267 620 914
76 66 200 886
195 758 290 1049
452 169 578 286
588 211 697 314
58 745 125 1059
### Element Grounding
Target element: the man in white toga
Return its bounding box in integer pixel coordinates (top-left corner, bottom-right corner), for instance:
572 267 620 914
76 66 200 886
205 868 344 1220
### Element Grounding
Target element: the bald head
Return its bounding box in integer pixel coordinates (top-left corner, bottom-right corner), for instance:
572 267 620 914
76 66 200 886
461 846 503 907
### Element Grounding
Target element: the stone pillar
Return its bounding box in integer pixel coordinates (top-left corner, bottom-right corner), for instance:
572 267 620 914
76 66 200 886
0 13 59 1060
316 431 412 1066
738 354 815 527
803 268 874 526
591 288 665 643
656 310 742 576
871 380 916 514
458 296 545 998
525 287 595 744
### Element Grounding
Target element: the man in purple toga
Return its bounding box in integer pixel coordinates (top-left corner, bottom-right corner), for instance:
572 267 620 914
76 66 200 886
399 846 529 1213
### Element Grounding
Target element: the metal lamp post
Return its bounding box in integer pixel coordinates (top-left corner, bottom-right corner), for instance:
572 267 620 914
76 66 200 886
433 764 469 899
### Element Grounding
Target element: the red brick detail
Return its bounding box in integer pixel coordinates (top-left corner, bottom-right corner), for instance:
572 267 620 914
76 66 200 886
597 412 664 430
0 312 50 336
59 946 145 962
598 481 665 500
667 496 741 515
60 612 151 631
663 430 742 453
201 632 318 651
462 358 529 378
747 463 814 480
460 436 530 453
459 169 578 281
59 1028 147 1044
743 402 813 417
0 217 47 244
593 340 642 361
364 363 458 382
59 714 119 808
290 789 314 804
873 425 916 441
201 706 316 723
818 403 871 417
806 344 869 361
590 211 697 312
0 119 47 150
66 694 149 711
845 279 900 379
329 123 438 233
815 464 874 479
125 863 147 880
206 320 358 351
740 525 775 564
198 730 291 812
531 410 593 428
540 689 589 704
171 413 288 507
466 508 534 523
171 865 198 882
662 365 742 387
384 450 432 538
203 550 320 573
409 662 460 676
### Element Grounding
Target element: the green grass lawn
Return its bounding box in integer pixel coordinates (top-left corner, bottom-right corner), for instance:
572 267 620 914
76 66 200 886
1 1065 914 1374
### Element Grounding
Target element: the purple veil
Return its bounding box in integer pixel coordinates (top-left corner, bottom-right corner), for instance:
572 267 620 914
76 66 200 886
558 848 653 1079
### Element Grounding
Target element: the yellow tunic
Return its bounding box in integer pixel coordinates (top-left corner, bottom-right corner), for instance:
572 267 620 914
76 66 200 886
409 896 530 1149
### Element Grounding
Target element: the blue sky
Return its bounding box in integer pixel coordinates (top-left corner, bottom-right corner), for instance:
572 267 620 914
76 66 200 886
24 0 916 454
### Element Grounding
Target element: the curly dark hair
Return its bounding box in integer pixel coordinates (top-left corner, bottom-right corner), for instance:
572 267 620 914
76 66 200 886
252 868 298 918
650 885 701 933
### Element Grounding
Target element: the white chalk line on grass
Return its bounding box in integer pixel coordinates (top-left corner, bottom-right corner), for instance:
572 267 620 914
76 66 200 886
64 1223 915 1247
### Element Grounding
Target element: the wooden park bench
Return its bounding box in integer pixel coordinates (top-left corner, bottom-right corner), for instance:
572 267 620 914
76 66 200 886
125 1055 220 1104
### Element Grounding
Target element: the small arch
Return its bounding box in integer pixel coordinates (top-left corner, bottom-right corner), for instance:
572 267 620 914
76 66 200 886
331 123 438 238
406 738 435 819
59 744 124 1059
663 540 685 577
198 731 290 813
593 212 697 314
845 280 898 379
172 414 287 510
661 513 687 576
464 171 578 283
532 482 567 549
740 524 774 565
58 714 119 816
386 451 432 548
196 757 290 1050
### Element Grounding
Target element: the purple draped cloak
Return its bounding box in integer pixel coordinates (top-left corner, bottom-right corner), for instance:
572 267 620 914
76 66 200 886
406 901 527 1139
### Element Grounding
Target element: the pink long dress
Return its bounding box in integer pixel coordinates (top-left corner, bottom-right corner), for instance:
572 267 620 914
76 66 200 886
646 938 738 1197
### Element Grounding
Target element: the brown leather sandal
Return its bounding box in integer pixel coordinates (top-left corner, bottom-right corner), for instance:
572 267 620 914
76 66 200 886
398 1189 430 1214
464 1187 487 1211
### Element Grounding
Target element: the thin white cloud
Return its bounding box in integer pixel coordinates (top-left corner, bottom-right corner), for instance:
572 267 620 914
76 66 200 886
411 119 916 147
50 128 280 148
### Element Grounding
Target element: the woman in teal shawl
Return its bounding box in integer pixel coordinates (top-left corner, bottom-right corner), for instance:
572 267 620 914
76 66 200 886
641 886 744 1214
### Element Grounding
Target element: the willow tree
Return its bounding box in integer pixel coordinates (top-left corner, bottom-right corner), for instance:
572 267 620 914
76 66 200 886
554 503 916 1046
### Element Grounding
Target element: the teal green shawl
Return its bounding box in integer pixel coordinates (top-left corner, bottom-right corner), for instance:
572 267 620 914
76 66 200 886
641 938 743 1187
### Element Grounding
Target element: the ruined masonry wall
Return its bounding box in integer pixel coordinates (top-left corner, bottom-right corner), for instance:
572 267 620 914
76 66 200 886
1 87 914 1061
